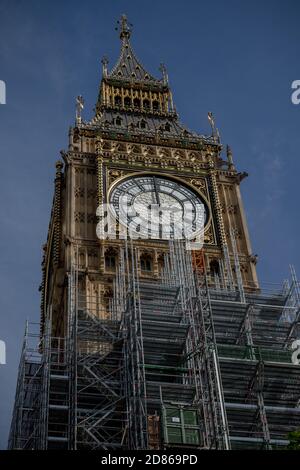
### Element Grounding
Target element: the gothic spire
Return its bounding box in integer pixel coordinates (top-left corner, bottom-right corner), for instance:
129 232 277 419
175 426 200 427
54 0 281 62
89 15 220 146
108 14 160 83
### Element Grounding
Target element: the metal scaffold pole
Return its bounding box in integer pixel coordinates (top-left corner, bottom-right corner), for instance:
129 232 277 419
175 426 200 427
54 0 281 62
122 240 148 449
39 308 51 449
230 227 245 304
67 258 78 449
162 240 230 449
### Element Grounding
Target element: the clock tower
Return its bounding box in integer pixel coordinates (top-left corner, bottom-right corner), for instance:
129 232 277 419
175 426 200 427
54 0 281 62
10 15 300 452
42 15 258 337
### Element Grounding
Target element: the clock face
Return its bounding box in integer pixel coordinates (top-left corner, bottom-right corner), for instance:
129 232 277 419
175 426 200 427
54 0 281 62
109 175 208 241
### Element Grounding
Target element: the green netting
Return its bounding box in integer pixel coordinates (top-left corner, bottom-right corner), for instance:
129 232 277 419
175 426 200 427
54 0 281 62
163 407 200 446
183 410 198 426
166 408 181 424
185 428 200 445
217 344 293 364
217 344 252 359
167 427 182 443
258 348 292 363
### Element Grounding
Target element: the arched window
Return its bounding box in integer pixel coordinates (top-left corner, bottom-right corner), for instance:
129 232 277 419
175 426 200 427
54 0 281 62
79 250 85 269
114 95 121 106
105 248 117 271
103 288 113 314
73 128 80 143
140 254 153 273
143 99 150 110
133 97 140 108
165 122 171 132
115 116 122 126
124 96 131 108
140 120 147 129
210 259 220 276
153 100 159 112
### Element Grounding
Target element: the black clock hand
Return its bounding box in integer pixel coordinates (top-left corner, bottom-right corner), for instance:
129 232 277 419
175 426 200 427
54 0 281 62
151 188 156 206
153 176 160 206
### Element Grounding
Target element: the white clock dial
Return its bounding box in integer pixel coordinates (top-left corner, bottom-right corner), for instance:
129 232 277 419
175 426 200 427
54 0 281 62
109 175 208 240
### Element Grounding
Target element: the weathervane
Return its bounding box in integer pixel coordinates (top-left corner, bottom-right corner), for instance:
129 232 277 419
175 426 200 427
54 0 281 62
76 95 84 125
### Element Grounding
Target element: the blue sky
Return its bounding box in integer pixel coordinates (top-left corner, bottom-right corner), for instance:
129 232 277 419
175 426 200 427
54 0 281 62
0 0 300 449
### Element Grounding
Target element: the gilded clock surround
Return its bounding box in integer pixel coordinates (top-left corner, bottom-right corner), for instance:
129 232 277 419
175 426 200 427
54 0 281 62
106 170 213 238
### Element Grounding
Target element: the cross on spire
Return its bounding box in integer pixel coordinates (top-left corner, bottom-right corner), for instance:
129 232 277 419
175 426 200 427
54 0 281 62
116 14 132 41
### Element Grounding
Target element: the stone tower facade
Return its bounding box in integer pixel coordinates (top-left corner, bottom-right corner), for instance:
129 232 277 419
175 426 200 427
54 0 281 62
40 15 258 337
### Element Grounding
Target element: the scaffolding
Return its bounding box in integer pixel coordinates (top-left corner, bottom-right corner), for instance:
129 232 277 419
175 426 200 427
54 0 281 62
8 321 43 449
8 240 300 450
110 240 230 449
210 279 300 448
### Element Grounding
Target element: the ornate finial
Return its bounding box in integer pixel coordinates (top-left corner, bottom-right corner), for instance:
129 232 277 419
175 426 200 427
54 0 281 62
159 63 169 85
76 95 84 125
101 56 109 77
226 145 235 171
116 14 132 41
207 112 215 134
208 112 220 142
